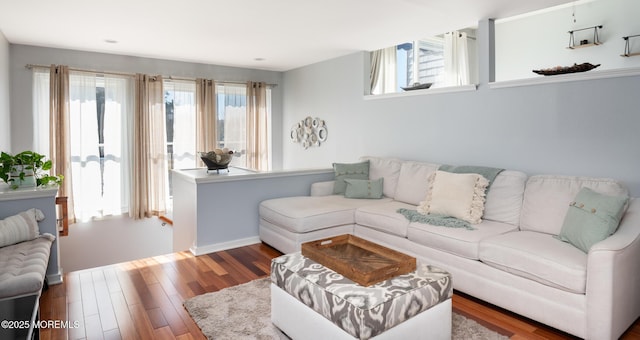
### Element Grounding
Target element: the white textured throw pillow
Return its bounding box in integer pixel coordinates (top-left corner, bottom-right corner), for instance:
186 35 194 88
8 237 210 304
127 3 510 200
0 208 44 247
417 171 489 224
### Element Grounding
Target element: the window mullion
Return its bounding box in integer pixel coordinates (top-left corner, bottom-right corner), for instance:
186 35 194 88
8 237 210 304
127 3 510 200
412 40 420 84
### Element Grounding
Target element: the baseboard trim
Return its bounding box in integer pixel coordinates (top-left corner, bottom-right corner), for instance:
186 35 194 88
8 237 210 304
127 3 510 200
47 271 64 285
190 236 262 256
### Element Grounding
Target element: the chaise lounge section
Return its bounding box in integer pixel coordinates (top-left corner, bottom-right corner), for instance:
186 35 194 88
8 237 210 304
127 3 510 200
259 156 640 339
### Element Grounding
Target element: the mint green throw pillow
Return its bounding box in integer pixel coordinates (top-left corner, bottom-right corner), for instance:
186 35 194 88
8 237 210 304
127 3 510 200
344 178 384 199
332 161 370 194
559 187 629 253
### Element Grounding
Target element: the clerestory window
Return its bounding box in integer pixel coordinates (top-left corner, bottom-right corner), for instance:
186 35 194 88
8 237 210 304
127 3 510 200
370 29 477 95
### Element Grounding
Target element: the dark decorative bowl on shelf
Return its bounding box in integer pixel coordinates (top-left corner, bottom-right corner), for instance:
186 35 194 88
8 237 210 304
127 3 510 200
401 82 433 91
199 151 234 173
532 62 600 76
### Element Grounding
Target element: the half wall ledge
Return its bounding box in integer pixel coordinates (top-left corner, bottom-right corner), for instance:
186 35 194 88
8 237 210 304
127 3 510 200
489 67 640 89
363 84 477 100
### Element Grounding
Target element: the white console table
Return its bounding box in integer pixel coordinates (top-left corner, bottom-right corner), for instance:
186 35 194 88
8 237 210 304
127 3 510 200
171 167 334 255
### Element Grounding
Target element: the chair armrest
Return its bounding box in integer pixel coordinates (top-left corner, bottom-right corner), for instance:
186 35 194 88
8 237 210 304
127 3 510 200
586 198 640 339
310 181 335 196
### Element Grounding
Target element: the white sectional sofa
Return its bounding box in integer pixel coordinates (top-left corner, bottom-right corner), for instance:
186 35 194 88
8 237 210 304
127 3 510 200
259 156 640 340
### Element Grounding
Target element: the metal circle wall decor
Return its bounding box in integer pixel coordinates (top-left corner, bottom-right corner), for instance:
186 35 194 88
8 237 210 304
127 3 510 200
290 116 327 149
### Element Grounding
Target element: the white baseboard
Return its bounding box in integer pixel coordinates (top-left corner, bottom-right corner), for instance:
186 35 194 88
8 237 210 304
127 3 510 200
47 271 64 285
190 236 262 256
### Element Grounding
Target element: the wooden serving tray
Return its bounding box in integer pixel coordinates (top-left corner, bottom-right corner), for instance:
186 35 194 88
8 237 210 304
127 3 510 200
301 234 416 286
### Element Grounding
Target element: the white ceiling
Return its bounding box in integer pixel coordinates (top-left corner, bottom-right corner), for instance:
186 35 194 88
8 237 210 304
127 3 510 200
0 0 575 72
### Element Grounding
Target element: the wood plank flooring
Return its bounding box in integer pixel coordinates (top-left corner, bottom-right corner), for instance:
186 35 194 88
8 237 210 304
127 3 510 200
39 243 640 340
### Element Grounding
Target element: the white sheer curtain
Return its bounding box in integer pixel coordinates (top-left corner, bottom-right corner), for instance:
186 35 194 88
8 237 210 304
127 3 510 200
169 80 196 170
444 31 470 86
65 72 133 220
103 75 133 216
370 46 397 95
32 69 50 155
69 72 101 221
217 84 247 167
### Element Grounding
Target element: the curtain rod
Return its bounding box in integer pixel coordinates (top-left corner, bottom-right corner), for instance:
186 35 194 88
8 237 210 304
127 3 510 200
25 64 277 87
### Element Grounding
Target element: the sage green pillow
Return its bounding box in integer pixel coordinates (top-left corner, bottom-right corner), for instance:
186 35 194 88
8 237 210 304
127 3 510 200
344 178 384 199
558 187 629 253
332 160 370 194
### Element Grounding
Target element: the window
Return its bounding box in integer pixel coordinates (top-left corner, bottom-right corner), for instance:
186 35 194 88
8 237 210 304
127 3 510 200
164 80 196 171
370 28 477 94
33 70 273 219
397 38 445 90
215 83 273 170
34 70 133 220
69 72 133 220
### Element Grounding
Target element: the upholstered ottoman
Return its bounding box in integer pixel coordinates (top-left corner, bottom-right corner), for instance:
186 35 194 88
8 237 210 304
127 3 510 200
270 252 453 340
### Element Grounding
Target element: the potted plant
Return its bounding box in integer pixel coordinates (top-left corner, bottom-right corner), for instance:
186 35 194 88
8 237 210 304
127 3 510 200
0 151 64 190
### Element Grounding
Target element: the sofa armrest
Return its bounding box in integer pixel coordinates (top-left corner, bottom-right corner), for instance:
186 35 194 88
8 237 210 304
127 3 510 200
311 181 335 196
586 198 640 339
590 199 640 253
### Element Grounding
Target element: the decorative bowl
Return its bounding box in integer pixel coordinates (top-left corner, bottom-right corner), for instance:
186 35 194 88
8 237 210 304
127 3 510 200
401 82 433 91
199 151 233 171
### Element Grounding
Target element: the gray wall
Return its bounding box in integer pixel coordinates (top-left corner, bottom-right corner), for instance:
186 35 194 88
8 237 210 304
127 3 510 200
0 31 9 152
282 52 640 196
8 44 284 169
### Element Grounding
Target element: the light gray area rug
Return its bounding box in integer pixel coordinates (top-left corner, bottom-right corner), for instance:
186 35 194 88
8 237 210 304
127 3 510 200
184 278 509 340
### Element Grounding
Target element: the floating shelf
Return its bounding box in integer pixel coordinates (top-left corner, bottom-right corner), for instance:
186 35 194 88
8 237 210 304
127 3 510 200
568 25 603 49
569 42 602 49
621 34 640 57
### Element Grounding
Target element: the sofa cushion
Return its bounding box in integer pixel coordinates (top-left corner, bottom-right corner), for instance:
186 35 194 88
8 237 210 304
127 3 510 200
520 175 629 235
311 180 336 196
407 219 517 260
394 161 440 206
355 201 416 237
360 156 402 199
483 170 527 226
417 171 489 224
260 195 391 233
478 231 587 294
558 187 629 253
332 161 370 195
0 234 55 299
344 178 384 199
0 208 44 248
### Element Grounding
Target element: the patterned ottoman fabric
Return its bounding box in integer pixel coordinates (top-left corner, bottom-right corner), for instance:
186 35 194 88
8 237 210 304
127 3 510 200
271 252 452 339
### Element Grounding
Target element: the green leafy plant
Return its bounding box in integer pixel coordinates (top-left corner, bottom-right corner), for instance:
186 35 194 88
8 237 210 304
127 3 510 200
0 151 64 190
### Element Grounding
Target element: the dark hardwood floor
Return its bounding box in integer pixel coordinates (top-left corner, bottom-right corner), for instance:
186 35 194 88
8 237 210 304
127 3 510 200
39 243 640 339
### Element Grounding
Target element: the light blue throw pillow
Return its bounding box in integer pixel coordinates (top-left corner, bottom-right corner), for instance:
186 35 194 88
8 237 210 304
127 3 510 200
332 161 370 195
344 178 384 199
558 187 628 253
